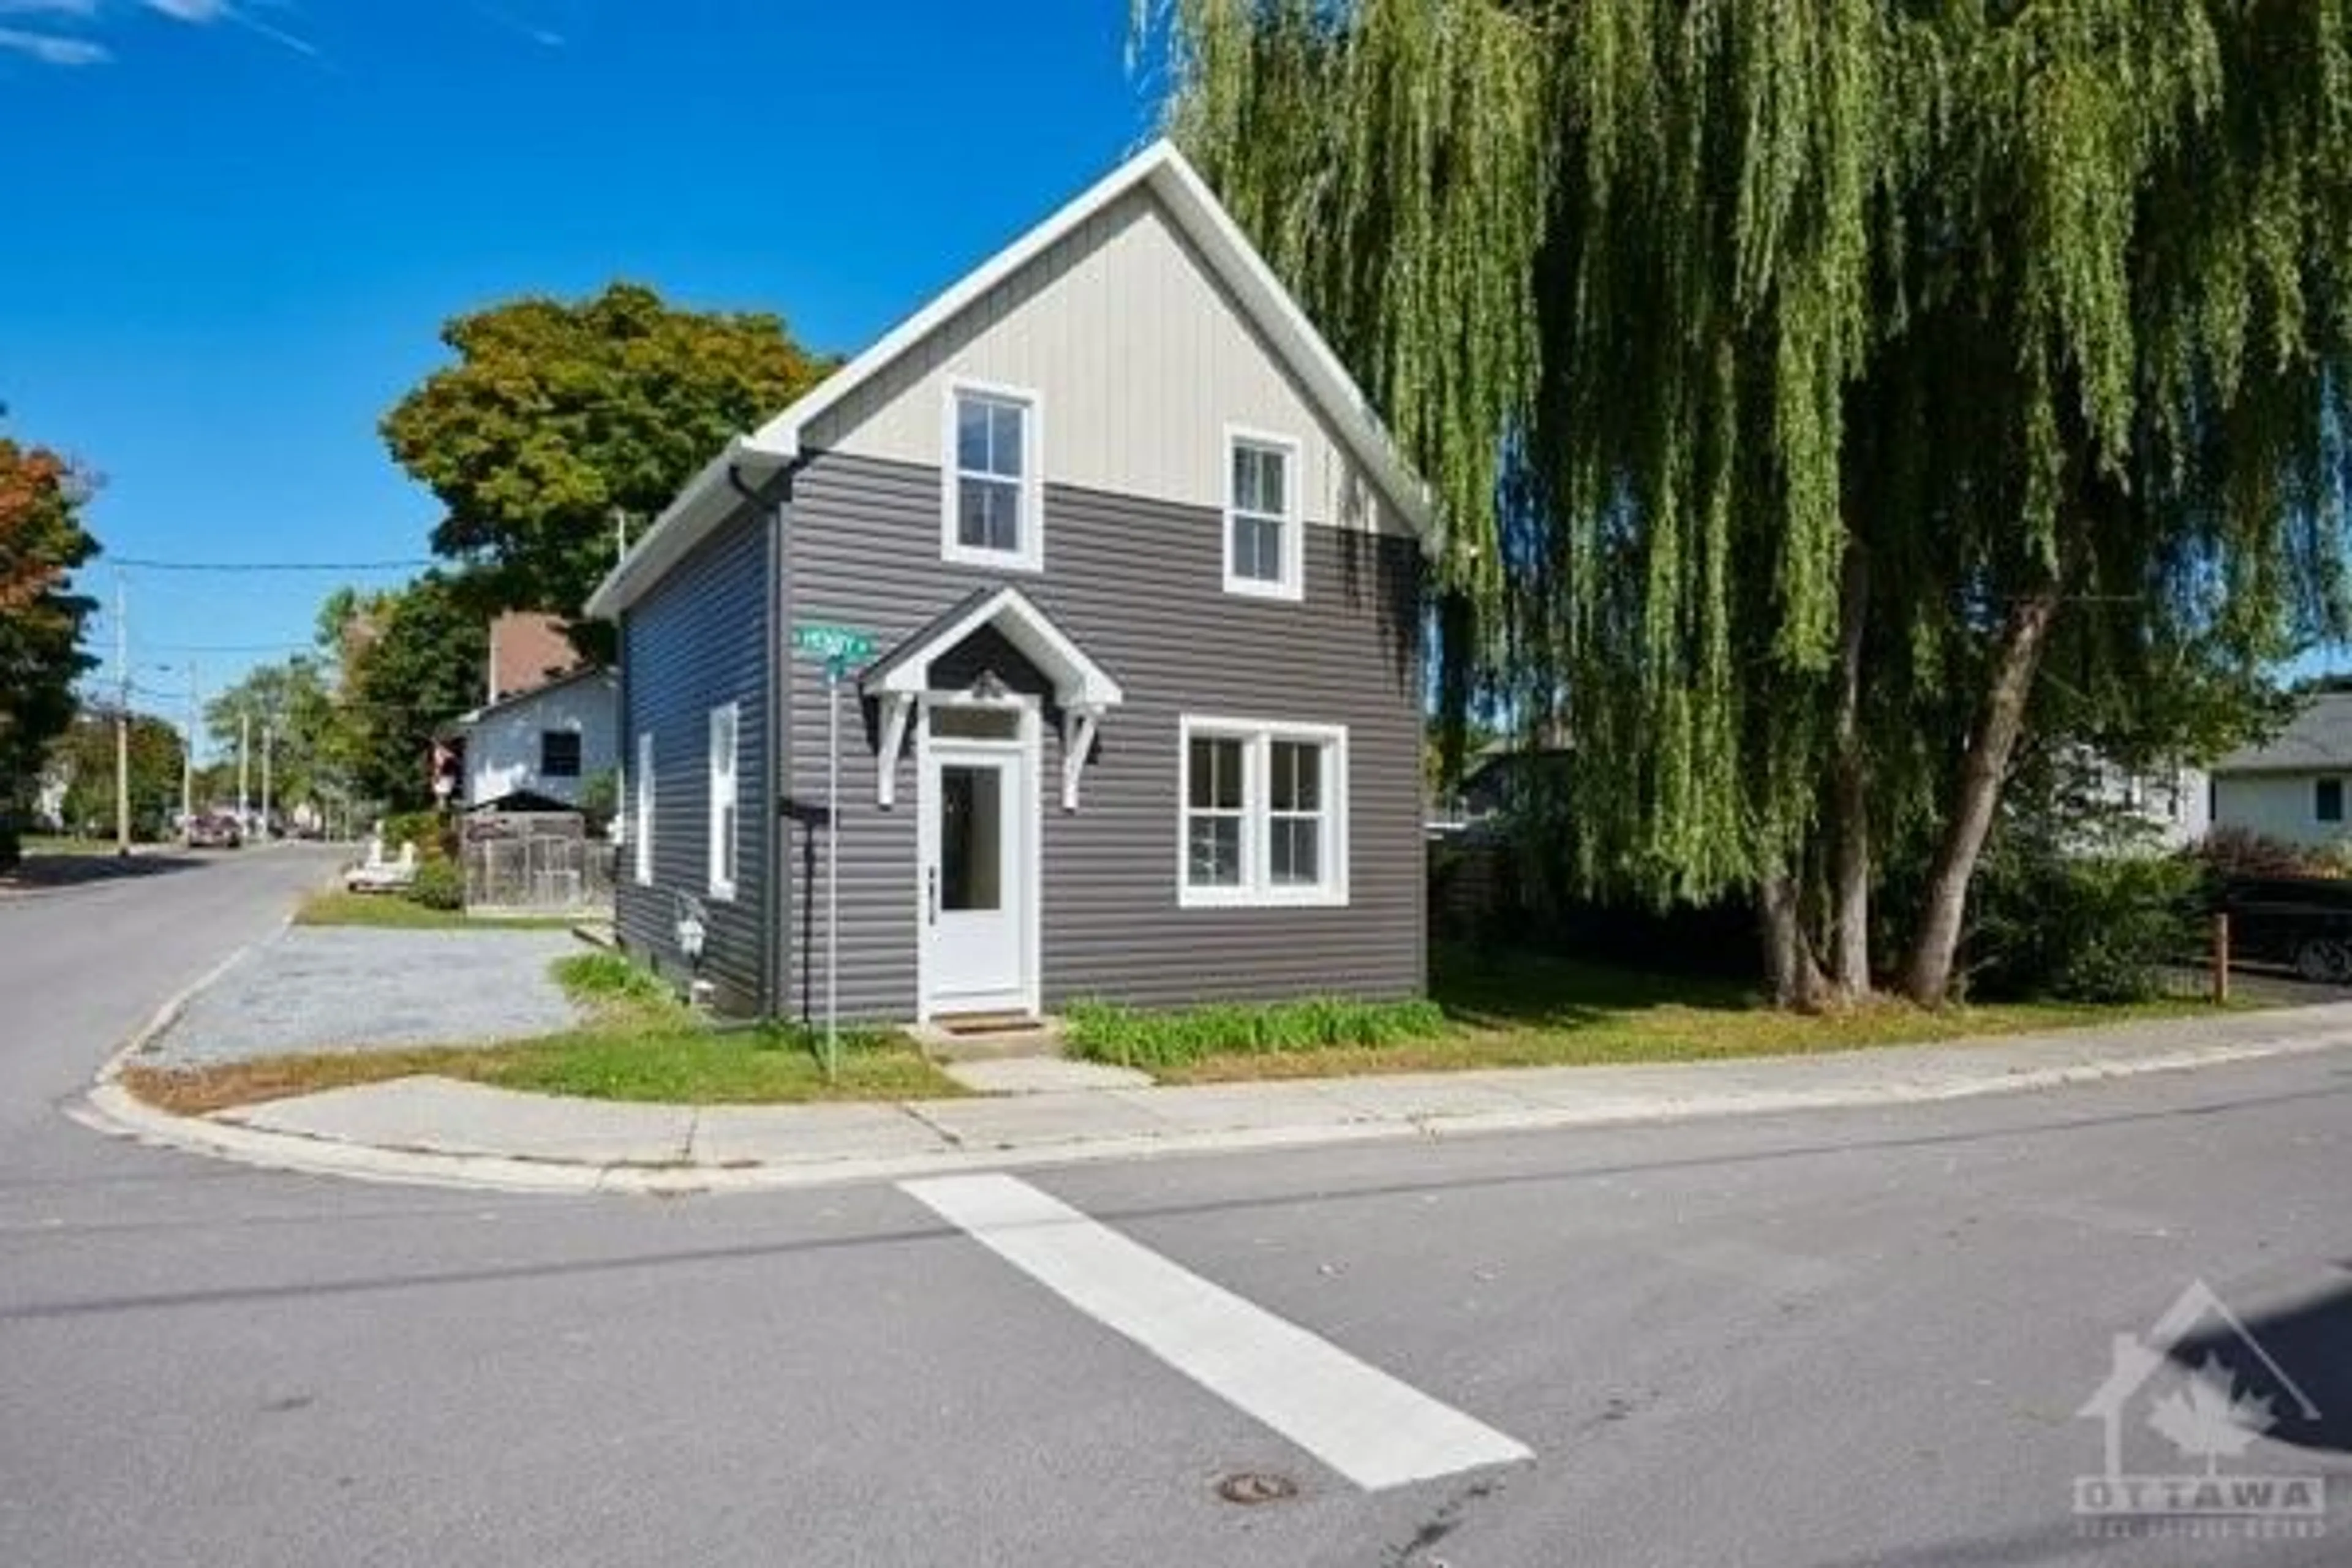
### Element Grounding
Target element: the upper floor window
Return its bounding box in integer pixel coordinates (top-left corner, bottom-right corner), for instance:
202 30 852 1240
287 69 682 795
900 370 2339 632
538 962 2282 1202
540 729 582 778
1224 430 1302 600
943 382 1041 571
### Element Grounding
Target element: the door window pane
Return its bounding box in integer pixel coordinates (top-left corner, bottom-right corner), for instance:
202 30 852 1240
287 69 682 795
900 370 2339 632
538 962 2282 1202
940 764 1002 911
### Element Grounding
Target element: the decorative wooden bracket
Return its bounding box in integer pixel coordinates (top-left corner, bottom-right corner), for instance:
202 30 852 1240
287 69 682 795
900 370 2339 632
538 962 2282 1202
876 692 914 809
1061 706 1101 812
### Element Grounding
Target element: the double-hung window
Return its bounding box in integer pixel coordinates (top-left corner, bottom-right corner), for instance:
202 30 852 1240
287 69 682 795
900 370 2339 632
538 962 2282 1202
1224 430 1302 600
944 383 1041 570
1179 717 1346 907
2320 778 2344 824
707 704 739 900
633 732 654 885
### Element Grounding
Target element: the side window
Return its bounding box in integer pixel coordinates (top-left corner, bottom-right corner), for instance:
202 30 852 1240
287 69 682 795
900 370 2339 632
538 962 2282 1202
1224 431 1302 601
943 384 1041 571
540 730 582 778
707 704 739 899
634 732 655 884
2318 778 2343 824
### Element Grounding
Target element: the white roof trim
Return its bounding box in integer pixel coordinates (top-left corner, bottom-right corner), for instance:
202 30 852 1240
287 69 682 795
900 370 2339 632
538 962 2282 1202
865 586 1123 711
584 138 1436 620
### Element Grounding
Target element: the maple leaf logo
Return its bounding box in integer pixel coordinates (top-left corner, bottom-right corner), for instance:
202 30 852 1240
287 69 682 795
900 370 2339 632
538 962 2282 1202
2147 1355 2277 1475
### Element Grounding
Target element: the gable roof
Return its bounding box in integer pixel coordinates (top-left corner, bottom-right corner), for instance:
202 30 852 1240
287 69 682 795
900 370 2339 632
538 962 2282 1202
456 665 616 729
2212 693 2352 775
862 584 1123 710
585 139 1434 619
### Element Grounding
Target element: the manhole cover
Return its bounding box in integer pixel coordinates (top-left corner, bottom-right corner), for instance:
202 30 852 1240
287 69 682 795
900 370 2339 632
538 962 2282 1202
1215 1471 1299 1506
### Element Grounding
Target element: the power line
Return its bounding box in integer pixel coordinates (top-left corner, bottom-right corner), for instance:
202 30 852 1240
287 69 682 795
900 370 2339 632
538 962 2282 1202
107 556 434 573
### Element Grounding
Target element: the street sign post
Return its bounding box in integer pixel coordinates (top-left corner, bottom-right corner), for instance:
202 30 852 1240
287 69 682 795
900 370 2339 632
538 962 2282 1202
791 623 876 1082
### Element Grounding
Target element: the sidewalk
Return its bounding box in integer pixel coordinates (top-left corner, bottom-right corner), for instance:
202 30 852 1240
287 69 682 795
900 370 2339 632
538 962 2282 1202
77 998 2352 1195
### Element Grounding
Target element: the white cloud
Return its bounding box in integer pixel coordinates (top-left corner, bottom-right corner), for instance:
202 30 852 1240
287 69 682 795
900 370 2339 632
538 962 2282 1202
0 24 109 63
142 0 229 20
0 1 100 17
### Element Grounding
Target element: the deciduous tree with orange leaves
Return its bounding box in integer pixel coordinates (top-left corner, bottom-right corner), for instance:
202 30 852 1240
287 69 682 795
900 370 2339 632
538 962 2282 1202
0 417 100 868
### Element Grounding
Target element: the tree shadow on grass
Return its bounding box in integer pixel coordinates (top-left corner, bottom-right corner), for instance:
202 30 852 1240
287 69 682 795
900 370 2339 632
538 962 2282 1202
1430 942 1757 1031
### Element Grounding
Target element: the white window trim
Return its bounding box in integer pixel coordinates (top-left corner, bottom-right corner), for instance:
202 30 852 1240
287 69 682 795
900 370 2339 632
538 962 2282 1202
707 703 740 901
633 731 654 886
940 377 1044 573
1222 424 1305 602
1177 714 1348 909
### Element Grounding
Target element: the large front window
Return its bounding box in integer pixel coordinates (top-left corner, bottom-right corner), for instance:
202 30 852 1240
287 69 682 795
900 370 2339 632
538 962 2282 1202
944 384 1040 570
1179 717 1346 907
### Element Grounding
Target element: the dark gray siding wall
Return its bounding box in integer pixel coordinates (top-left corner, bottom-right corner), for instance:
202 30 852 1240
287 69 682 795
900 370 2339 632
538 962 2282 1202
784 450 1423 1021
614 506 774 1013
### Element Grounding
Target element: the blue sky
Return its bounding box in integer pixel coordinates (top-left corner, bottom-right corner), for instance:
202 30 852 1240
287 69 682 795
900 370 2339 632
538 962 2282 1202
2 1 1159 749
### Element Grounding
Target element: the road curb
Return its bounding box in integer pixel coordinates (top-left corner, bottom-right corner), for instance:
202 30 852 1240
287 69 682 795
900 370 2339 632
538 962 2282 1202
66 1024 2352 1198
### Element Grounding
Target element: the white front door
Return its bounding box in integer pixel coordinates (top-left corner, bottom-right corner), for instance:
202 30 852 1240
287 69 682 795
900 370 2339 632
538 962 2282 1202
924 739 1029 1015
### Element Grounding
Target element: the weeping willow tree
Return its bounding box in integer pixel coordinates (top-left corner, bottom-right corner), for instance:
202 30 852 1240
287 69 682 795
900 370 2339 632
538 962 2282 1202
1143 0 2352 1005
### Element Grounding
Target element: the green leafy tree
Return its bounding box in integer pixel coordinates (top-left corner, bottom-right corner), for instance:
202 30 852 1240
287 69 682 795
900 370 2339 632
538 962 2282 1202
204 655 344 818
0 419 100 869
50 706 184 839
1148 0 2352 1005
382 282 829 659
334 574 488 810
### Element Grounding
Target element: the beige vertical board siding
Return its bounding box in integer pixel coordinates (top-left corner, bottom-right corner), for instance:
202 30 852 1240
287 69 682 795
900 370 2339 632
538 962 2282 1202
2212 773 2352 850
804 189 1401 537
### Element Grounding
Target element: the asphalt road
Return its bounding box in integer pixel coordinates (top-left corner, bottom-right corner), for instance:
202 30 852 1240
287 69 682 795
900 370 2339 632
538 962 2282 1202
1 848 2345 1567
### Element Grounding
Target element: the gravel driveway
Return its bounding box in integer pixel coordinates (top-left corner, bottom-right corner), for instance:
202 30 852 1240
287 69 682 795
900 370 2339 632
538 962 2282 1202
148 926 587 1066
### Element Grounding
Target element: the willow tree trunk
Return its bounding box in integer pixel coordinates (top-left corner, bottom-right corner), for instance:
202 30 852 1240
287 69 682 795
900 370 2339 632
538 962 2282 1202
1829 541 1872 998
1762 870 1830 1010
1902 585 2062 1005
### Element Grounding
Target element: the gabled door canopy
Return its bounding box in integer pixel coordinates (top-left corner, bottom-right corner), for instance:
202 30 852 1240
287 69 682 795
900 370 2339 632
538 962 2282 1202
862 585 1122 811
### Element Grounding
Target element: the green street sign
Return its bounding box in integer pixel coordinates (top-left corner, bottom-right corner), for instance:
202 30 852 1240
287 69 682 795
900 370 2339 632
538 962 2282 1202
793 624 875 665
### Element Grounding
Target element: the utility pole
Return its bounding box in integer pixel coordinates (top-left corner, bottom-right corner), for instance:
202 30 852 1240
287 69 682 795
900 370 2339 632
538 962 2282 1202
260 721 274 840
113 572 130 856
181 660 198 839
237 709 250 832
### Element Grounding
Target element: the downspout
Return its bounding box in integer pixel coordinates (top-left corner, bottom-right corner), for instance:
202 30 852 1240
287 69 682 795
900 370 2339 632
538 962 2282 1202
728 457 806 1022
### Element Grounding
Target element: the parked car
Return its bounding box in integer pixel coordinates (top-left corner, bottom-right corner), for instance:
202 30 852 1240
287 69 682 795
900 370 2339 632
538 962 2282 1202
2218 875 2352 981
185 813 242 850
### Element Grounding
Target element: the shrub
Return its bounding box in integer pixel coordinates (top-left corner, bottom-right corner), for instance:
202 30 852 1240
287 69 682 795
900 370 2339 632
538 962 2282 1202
1065 996 1449 1069
553 951 676 1011
405 858 464 911
2195 825 2328 881
1967 851 2205 1003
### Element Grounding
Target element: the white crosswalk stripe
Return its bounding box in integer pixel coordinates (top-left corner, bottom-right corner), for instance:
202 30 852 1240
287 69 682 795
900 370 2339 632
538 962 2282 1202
901 1172 1533 1491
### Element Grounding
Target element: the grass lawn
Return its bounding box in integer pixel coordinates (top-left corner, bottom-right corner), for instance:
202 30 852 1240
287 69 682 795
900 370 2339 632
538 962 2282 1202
122 951 960 1114
293 888 578 931
1097 945 2230 1084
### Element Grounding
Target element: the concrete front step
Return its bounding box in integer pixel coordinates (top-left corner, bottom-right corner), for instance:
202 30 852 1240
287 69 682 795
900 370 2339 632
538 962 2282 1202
910 1012 1069 1063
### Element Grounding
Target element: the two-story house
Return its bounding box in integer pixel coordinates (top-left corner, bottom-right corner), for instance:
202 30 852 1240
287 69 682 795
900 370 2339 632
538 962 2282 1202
586 141 1430 1023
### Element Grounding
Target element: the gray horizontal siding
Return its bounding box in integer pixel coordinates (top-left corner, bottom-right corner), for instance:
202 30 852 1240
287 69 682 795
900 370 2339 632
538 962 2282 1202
614 507 773 1014
784 450 1423 1021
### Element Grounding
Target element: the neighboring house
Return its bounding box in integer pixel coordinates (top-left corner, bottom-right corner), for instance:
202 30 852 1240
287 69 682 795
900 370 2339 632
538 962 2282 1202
587 140 1430 1022
458 667 619 812
2076 754 2211 852
2210 692 2352 850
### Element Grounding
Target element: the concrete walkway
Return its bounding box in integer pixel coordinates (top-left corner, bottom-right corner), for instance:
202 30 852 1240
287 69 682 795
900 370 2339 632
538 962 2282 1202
78 1000 2352 1195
